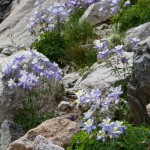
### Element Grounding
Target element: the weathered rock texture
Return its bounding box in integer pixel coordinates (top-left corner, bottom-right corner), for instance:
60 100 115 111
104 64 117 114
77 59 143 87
0 0 14 23
63 72 80 88
146 104 150 117
79 2 118 26
0 120 24 150
8 117 79 150
33 135 64 150
128 36 150 125
75 52 133 94
124 22 150 51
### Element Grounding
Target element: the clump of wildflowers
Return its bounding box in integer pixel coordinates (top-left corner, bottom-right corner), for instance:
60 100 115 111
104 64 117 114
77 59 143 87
75 85 126 141
28 0 100 33
27 2 68 33
99 0 121 16
2 50 62 91
99 0 132 16
94 40 110 60
93 38 140 80
98 118 126 141
68 0 99 14
2 50 63 130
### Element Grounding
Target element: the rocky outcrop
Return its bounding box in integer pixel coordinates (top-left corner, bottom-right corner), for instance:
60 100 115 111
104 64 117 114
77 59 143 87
75 52 133 94
0 0 14 23
128 36 150 125
33 135 65 150
95 24 112 38
146 104 150 117
124 22 150 51
63 72 80 88
79 1 119 26
58 101 71 111
79 2 107 26
0 120 24 150
8 117 79 150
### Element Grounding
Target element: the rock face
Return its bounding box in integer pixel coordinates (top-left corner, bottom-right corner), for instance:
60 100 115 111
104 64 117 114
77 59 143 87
75 52 133 94
0 50 63 125
128 36 150 125
80 2 107 26
124 22 150 51
95 24 112 38
0 120 24 150
33 135 64 150
63 72 80 88
0 0 14 23
8 117 79 150
79 1 117 26
58 101 71 111
0 0 68 50
146 104 150 117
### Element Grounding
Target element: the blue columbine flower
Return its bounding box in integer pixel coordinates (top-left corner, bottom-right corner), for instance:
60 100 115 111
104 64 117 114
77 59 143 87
97 130 106 142
34 0 41 7
82 118 96 134
108 85 123 100
8 78 17 89
123 0 131 7
130 37 140 46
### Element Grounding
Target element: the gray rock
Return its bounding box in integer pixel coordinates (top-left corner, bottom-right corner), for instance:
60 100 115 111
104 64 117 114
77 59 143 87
124 22 150 51
0 0 14 23
79 1 119 26
58 101 71 111
75 52 133 94
1 48 17 55
33 135 64 150
63 72 80 88
0 54 7 58
95 24 112 38
0 120 24 150
127 36 150 125
146 104 150 117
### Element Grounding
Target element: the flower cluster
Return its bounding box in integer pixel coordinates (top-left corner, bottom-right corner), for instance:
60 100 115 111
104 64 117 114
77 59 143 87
68 0 99 14
28 0 100 33
27 2 68 32
94 38 140 80
94 37 140 64
99 0 121 16
94 40 110 60
75 85 126 141
99 0 131 16
2 50 62 90
97 118 126 141
94 40 127 64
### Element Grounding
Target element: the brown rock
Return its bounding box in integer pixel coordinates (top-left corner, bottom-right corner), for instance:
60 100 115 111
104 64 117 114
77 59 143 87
8 117 80 150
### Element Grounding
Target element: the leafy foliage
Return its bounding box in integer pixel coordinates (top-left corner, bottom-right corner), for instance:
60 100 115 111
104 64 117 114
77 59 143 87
67 125 150 150
112 0 150 32
31 7 97 69
31 29 66 66
13 98 54 131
